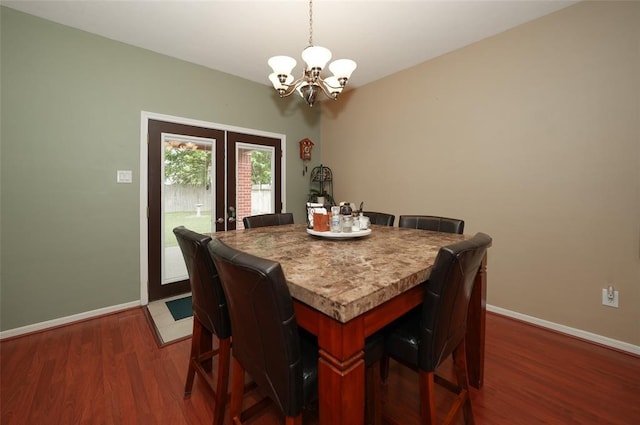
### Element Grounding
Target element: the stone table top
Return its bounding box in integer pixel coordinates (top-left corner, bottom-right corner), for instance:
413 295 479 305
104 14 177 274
213 224 464 323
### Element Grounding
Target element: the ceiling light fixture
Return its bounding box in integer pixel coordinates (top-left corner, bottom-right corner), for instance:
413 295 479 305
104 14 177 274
267 0 357 107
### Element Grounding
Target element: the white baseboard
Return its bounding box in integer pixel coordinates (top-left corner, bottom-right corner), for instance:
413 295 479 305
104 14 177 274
0 300 141 340
2 301 638 356
488 304 640 356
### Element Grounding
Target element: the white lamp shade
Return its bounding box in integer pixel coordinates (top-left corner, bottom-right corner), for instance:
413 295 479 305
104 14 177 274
329 59 357 80
269 73 293 90
268 56 297 76
301 46 332 70
323 77 344 94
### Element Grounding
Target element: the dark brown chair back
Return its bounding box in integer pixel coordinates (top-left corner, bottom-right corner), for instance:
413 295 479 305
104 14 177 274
398 215 465 234
208 238 316 417
419 232 491 371
173 226 231 339
242 212 294 229
362 211 395 226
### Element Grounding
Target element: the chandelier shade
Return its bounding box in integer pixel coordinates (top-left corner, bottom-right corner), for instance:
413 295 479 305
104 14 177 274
301 46 332 70
329 59 357 81
323 76 343 95
269 73 294 91
267 0 356 107
267 56 297 77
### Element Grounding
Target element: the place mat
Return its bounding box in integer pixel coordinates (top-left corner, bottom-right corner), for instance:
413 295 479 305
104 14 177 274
166 296 193 321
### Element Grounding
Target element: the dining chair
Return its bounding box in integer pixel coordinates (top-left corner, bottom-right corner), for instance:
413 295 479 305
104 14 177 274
377 232 492 425
242 212 294 229
398 215 465 234
362 211 395 227
381 215 466 384
173 226 231 425
207 238 318 425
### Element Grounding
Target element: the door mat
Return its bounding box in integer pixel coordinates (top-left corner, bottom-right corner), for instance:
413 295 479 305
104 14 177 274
166 296 193 321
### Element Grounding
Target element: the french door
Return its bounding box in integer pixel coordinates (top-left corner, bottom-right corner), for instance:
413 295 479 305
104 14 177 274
147 119 283 301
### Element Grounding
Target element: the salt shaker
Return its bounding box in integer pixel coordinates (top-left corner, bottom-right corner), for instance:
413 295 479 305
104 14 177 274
352 213 360 232
330 206 341 232
342 215 353 233
340 202 353 233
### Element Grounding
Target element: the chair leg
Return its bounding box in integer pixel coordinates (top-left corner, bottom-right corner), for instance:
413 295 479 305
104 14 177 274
453 341 474 425
380 355 390 383
285 415 303 425
213 337 231 425
366 362 383 425
184 319 203 397
229 357 246 425
200 323 213 373
419 371 437 425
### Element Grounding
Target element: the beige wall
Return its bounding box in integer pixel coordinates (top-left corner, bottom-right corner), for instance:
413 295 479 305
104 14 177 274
322 1 639 345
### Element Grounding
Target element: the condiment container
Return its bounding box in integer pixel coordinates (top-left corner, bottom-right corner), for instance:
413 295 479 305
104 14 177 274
342 215 353 233
330 213 342 232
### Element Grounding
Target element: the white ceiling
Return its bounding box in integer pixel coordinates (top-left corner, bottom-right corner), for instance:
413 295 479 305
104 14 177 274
3 0 577 88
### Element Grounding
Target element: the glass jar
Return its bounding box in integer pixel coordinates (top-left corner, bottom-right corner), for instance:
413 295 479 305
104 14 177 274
330 213 342 232
352 214 360 232
359 215 370 230
342 215 353 233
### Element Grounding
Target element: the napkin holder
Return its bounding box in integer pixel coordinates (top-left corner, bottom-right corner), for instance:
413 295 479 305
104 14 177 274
306 202 326 229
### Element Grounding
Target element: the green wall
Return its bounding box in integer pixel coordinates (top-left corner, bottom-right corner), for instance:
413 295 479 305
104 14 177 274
0 7 321 331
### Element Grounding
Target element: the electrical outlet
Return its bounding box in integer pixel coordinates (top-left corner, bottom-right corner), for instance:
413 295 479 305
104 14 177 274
601 288 619 308
117 170 133 183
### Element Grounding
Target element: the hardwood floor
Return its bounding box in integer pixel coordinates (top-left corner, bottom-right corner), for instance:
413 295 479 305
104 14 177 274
1 308 638 424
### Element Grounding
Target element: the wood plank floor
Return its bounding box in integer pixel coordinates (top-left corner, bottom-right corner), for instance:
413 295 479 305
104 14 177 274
1 308 639 424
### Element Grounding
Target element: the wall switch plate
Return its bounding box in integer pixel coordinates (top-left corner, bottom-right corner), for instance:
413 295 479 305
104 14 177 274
117 170 133 183
601 288 619 308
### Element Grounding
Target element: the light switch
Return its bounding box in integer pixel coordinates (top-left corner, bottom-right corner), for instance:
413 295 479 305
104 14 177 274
117 170 133 183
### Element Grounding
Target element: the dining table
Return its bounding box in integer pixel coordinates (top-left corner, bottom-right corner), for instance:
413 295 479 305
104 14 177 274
213 223 489 425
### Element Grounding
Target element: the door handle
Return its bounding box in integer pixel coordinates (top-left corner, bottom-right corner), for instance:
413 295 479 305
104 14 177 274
228 206 236 223
216 217 224 224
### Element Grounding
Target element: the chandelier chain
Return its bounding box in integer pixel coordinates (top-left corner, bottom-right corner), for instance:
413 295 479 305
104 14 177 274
308 0 313 46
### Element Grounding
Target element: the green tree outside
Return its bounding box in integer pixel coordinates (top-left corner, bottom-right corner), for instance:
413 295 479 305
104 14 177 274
164 146 272 187
251 150 272 185
164 146 211 186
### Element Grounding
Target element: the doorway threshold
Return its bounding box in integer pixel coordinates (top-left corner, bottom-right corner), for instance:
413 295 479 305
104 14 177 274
145 293 192 347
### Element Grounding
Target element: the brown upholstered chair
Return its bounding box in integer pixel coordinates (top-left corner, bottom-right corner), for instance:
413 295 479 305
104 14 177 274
362 211 395 227
207 238 318 425
398 215 465 234
242 212 294 229
378 233 492 424
380 214 465 384
173 226 231 425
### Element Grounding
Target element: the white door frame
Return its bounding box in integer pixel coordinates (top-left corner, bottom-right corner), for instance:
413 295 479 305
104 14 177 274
139 111 287 305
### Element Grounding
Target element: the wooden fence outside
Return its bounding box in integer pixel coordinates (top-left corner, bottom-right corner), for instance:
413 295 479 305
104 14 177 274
164 184 271 214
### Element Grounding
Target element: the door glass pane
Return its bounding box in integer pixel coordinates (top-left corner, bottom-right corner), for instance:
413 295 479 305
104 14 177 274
235 143 275 229
162 134 215 284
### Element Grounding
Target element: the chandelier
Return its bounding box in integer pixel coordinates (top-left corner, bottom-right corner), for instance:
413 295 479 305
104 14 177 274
267 0 357 107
